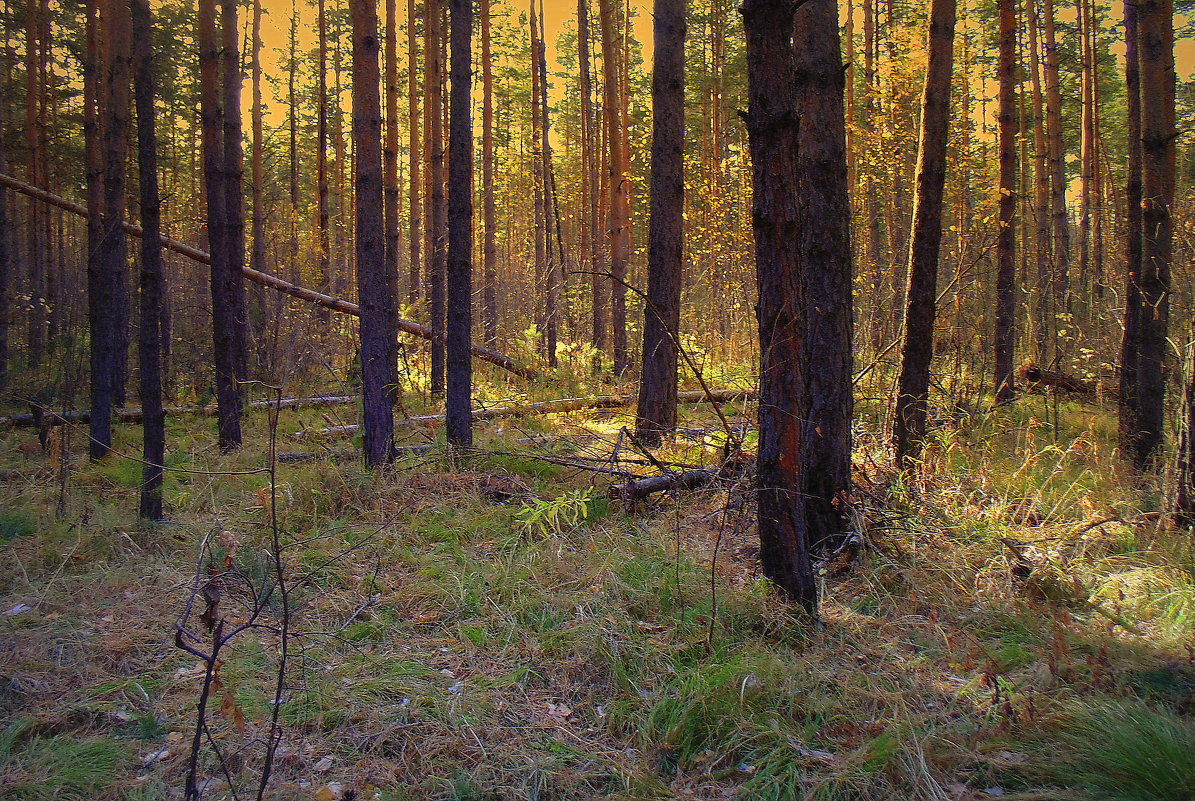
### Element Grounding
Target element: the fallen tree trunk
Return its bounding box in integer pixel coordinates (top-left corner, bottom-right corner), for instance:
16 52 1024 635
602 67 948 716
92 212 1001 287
1 394 359 428
1016 363 1107 398
608 468 723 501
0 172 537 380
297 387 759 439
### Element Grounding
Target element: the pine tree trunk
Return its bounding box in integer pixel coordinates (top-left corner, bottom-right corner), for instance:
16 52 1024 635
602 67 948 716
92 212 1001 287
132 0 166 520
221 0 248 384
24 0 43 369
743 0 816 614
426 0 447 394
407 0 422 308
385 0 401 306
994 0 1018 406
578 0 603 365
0 46 9 390
1042 0 1070 322
598 0 629 375
446 0 474 447
634 0 685 447
199 0 241 450
1135 0 1175 468
893 0 956 467
1118 0 1144 460
317 0 332 320
250 0 267 370
481 0 498 346
1027 0 1051 362
350 0 398 467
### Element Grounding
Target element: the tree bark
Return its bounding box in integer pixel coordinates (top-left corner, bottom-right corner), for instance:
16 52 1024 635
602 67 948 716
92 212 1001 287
578 0 604 366
317 0 332 321
1042 0 1070 322
742 0 816 614
250 0 267 370
993 0 1018 406
1118 0 1144 461
351 0 399 468
221 0 249 383
446 0 474 447
635 0 686 447
24 0 44 369
407 0 422 309
385 0 401 307
598 0 630 375
426 0 447 394
1134 0 1175 468
481 0 497 346
1027 0 1051 361
132 0 166 520
199 0 241 450
893 0 955 467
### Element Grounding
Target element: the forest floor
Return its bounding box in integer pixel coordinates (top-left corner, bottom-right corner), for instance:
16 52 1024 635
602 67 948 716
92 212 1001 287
1 375 1194 801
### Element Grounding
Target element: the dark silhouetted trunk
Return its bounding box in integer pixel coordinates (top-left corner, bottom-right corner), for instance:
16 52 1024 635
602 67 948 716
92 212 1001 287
132 0 166 520
794 0 854 555
481 0 497 346
351 0 399 467
1118 0 1144 460
578 0 604 366
446 0 473 446
993 0 1017 406
1134 0 1175 468
742 0 815 614
0 49 8 390
893 0 955 467
91 0 132 458
385 0 400 308
199 0 241 450
222 0 248 383
24 0 43 369
635 0 685 446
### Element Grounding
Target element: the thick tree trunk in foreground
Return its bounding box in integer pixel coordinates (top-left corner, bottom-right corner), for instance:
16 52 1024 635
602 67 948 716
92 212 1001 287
993 0 1018 406
794 0 854 555
446 0 474 447
351 0 399 468
132 0 166 520
426 0 447 394
893 0 956 467
199 0 241 450
742 0 816 614
635 0 686 447
1134 0 1175 469
1118 0 1144 462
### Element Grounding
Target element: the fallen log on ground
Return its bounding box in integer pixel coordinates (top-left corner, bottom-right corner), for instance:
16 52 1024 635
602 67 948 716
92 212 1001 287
0 394 359 428
0 172 537 380
297 388 759 440
608 468 724 501
1017 363 1110 399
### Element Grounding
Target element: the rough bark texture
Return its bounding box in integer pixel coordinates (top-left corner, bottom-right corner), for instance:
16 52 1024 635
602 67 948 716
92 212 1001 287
0 43 9 389
635 0 686 448
742 0 816 614
317 0 331 321
221 0 249 384
250 0 267 366
893 0 955 467
794 0 854 554
1118 0 1144 461
132 0 166 520
1177 340 1195 525
199 0 241 450
351 0 399 468
1134 0 1174 470
446 0 474 447
993 0 1018 406
1027 0 1051 360
385 0 401 307
578 0 604 365
426 0 447 394
1042 0 1070 319
407 0 422 308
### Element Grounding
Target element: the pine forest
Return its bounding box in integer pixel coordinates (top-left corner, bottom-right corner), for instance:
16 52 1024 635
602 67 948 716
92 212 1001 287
2 0 1195 797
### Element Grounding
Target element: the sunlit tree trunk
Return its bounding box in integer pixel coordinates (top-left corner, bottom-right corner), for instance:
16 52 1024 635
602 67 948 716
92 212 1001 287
1027 0 1051 361
407 0 422 309
385 0 401 304
426 0 447 394
250 0 267 369
317 0 332 320
1042 0 1070 323
598 0 629 375
1118 0 1144 460
578 0 604 366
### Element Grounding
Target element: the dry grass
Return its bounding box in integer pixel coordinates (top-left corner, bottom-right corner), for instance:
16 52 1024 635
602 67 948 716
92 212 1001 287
1 391 1193 800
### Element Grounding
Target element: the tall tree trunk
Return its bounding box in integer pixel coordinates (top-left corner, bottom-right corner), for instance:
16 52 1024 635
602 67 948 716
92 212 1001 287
744 0 816 614
1077 0 1092 303
0 42 9 390
199 0 241 450
426 0 447 394
350 0 398 467
446 0 473 446
222 0 249 383
993 0 1018 405
635 0 685 446
132 0 166 520
83 0 103 404
892 0 956 467
794 0 854 555
529 1 551 362
385 0 400 306
317 0 332 319
288 0 299 286
407 0 422 308
1118 0 1144 460
91 0 132 458
1027 0 1051 361
1134 0 1175 468
1043 0 1070 323
578 0 603 365
24 0 43 369
250 0 267 369
598 0 629 375
481 0 498 346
